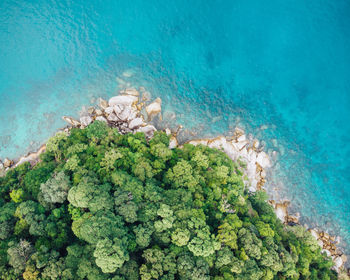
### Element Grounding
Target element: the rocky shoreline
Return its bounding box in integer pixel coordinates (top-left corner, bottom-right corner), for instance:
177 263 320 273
0 87 348 276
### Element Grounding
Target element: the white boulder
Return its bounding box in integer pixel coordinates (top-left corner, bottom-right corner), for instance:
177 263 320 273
321 249 331 257
145 98 162 120
80 115 93 127
333 256 343 271
236 140 248 151
138 125 157 138
113 105 124 115
129 118 144 129
169 136 178 149
117 106 133 121
256 151 271 168
109 95 138 107
165 128 171 135
187 139 209 146
237 134 246 142
95 109 103 116
3 158 12 168
208 136 226 150
95 116 107 123
317 239 324 248
120 88 139 97
104 107 114 115
107 113 119 122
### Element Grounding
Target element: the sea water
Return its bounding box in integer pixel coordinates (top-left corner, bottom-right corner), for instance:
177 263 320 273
1 0 350 256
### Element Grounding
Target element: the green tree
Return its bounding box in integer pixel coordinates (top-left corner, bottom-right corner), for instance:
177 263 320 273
171 228 190 247
93 238 130 273
7 240 33 274
72 210 126 245
165 160 198 192
40 171 71 204
68 176 113 212
46 131 68 161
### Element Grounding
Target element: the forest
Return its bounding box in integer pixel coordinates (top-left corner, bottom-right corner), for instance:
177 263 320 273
0 121 339 279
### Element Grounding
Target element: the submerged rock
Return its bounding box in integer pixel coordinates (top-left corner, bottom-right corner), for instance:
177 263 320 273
87 107 95 115
142 91 151 101
120 88 139 97
62 116 80 127
3 158 12 168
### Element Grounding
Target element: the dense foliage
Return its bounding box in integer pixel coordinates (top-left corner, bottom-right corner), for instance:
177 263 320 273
0 121 337 279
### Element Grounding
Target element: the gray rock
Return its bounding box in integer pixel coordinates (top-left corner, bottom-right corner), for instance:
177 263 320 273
62 116 80 127
95 116 107 123
119 88 139 97
117 106 132 121
169 136 178 149
105 107 114 115
4 158 12 168
108 95 138 107
95 109 103 116
113 105 124 115
99 98 108 109
138 125 157 138
87 107 95 115
129 118 144 129
107 113 119 122
80 115 93 127
145 98 162 120
333 256 343 271
256 152 271 168
127 109 137 121
122 128 132 134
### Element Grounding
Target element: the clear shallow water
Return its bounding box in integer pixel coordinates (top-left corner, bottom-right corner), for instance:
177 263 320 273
1 0 350 255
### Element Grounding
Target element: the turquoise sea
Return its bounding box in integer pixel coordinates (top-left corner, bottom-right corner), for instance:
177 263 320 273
1 0 350 257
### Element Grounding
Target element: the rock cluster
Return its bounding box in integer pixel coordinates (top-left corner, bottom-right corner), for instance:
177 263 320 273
0 158 13 173
268 200 347 272
62 88 162 139
309 229 348 273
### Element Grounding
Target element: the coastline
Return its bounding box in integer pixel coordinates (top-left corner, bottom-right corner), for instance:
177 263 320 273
0 87 348 275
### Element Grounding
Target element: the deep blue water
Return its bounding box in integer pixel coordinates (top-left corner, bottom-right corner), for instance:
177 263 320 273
1 0 350 255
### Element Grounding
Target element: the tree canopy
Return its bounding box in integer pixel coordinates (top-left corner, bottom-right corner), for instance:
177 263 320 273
0 121 339 279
